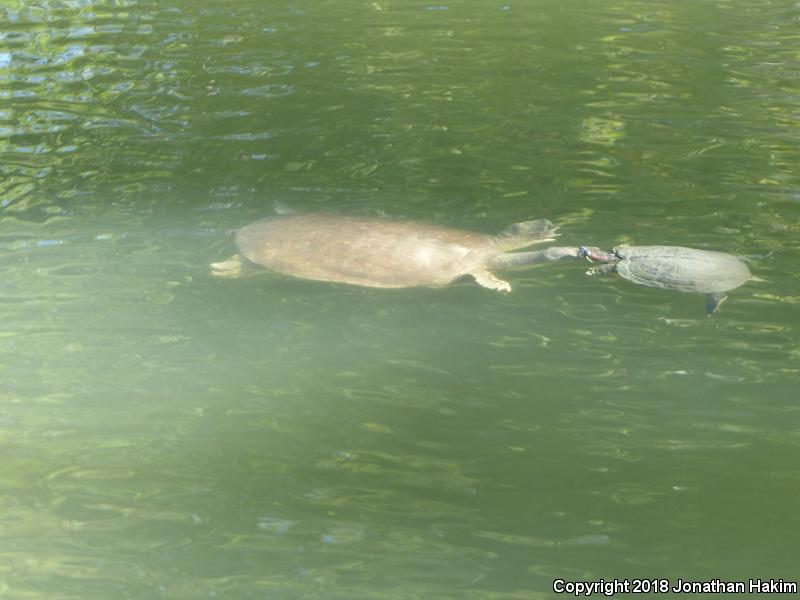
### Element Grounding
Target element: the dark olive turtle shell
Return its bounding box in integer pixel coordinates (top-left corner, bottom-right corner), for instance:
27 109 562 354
613 245 752 294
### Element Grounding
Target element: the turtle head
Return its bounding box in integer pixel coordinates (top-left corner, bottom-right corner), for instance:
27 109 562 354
579 246 614 263
611 245 630 258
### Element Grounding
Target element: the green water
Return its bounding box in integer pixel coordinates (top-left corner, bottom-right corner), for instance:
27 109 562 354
2 0 799 597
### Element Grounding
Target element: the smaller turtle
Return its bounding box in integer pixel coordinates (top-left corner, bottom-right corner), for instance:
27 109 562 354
579 245 758 313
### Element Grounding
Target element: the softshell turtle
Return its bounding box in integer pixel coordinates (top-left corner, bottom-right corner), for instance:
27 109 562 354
579 245 756 313
211 213 588 292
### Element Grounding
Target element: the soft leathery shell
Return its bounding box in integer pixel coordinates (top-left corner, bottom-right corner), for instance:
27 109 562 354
234 214 500 288
614 245 752 293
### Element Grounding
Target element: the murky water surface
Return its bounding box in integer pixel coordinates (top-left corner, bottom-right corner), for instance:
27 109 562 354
2 0 799 597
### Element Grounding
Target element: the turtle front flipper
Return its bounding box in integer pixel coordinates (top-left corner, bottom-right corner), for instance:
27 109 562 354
471 270 511 293
705 292 727 314
211 255 244 278
586 263 617 277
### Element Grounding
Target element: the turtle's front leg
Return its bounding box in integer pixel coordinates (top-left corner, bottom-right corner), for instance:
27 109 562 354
471 270 512 293
705 292 727 314
585 262 617 277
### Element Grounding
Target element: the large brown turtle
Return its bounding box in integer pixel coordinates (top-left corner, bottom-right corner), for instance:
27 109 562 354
211 213 589 292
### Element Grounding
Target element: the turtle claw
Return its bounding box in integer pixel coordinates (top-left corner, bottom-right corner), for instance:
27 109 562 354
210 255 244 278
705 292 727 314
585 262 616 277
472 270 512 293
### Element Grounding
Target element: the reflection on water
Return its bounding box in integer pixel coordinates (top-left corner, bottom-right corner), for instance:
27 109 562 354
2 0 800 597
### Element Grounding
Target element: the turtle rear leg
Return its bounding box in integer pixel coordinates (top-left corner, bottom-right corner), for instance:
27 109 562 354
471 270 511 293
210 254 244 278
705 292 727 314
